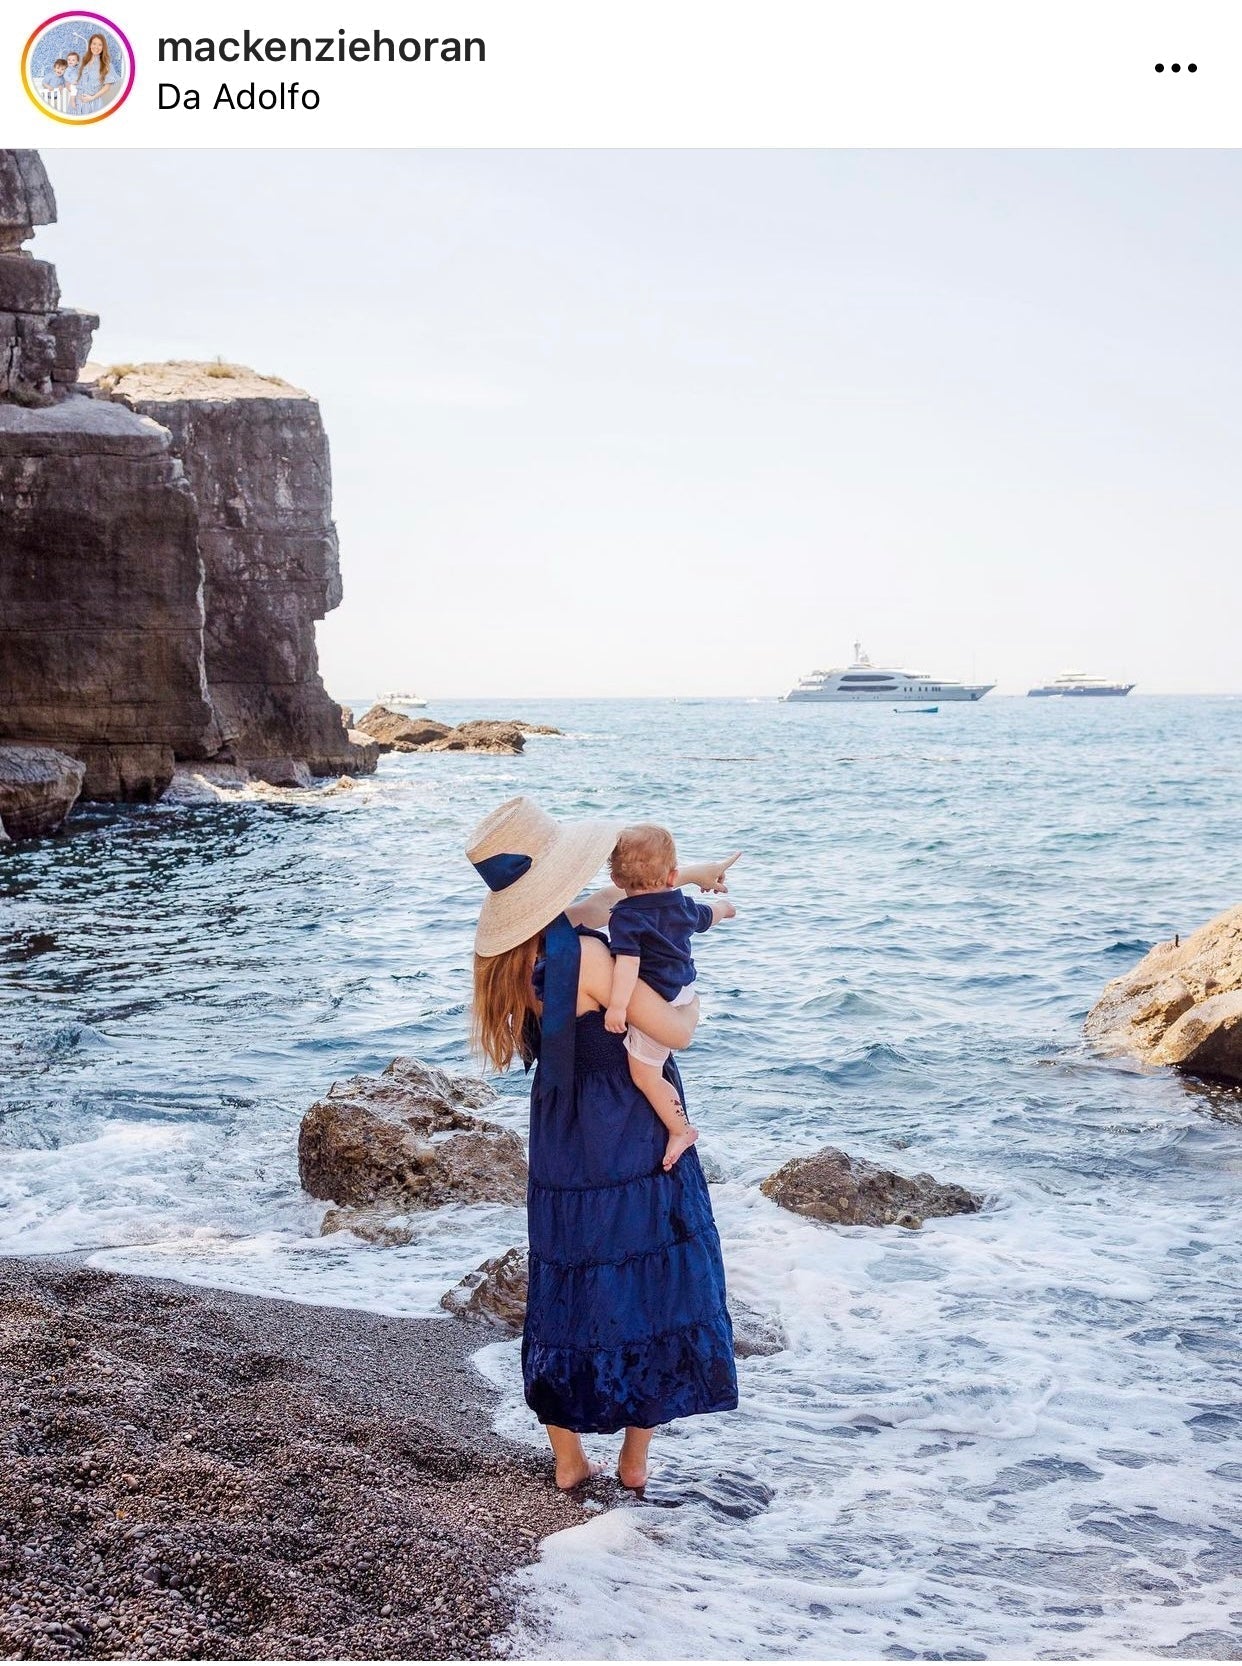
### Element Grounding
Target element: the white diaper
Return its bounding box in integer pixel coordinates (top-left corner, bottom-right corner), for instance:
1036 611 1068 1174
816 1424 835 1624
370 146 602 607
624 984 697 1068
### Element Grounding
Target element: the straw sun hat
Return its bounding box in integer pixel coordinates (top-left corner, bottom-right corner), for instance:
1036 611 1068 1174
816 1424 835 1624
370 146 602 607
467 796 623 957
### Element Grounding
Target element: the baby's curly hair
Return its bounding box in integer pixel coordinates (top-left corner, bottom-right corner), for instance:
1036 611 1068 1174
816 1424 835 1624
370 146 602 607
610 823 678 892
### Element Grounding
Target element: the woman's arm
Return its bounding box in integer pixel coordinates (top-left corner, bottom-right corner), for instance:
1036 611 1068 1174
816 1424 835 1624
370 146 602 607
628 981 700 1049
565 883 624 930
577 937 700 1048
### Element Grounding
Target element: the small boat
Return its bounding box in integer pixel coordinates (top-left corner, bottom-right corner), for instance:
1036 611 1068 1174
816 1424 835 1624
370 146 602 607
377 690 428 709
895 704 939 714
784 643 993 703
1028 672 1135 698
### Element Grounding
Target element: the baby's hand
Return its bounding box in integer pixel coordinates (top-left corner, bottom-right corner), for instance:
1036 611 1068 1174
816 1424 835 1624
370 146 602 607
604 1005 629 1035
712 899 737 923
705 852 741 893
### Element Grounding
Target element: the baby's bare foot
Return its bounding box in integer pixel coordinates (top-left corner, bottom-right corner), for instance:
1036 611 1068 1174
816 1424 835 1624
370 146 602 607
662 1124 699 1171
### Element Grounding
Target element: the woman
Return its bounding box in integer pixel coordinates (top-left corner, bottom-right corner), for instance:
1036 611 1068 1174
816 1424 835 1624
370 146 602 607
73 34 119 114
468 796 738 1490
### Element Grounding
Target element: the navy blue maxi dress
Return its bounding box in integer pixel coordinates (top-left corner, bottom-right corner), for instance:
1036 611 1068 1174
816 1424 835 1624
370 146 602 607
523 924 738 1434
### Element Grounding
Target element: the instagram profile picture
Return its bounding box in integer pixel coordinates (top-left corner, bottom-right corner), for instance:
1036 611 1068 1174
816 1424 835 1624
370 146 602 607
22 12 135 124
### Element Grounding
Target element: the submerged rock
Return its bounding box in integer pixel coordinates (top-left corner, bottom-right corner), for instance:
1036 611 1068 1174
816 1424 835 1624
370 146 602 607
1086 905 1242 1085
729 1299 789 1358
162 763 252 804
0 742 85 838
247 757 313 789
320 1205 419 1247
760 1145 983 1229
440 1247 530 1332
512 721 564 736
438 1245 786 1357
299 1057 527 1214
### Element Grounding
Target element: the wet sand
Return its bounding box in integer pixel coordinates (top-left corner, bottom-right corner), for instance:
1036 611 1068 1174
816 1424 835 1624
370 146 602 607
0 1258 592 1660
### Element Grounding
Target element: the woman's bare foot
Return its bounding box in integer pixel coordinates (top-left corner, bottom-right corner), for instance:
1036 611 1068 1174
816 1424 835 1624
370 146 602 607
617 1426 652 1490
555 1457 603 1490
662 1123 699 1171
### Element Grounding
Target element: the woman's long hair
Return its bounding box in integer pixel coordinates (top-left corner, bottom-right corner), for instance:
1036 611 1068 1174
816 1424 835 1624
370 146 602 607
472 932 541 1073
87 34 109 76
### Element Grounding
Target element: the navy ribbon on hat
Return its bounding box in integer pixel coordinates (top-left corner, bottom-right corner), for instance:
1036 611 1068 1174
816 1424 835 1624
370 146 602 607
473 850 579 1105
472 851 532 891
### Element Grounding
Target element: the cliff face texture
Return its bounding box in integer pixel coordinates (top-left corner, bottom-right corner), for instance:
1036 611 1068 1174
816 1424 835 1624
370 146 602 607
95 364 358 777
0 153 217 803
0 150 371 817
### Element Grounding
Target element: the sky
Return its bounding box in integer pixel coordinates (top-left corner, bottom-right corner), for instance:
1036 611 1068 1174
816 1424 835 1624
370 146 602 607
36 149 1242 698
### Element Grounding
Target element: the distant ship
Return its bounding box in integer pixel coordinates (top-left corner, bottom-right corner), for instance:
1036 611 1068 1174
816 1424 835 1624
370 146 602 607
783 643 994 703
1027 672 1135 698
377 690 428 709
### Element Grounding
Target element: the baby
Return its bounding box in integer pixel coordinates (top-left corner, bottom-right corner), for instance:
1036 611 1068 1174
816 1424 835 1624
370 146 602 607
605 825 737 1170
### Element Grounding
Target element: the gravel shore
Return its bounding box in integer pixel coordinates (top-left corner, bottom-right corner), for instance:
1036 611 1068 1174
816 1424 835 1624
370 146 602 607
0 1258 592 1660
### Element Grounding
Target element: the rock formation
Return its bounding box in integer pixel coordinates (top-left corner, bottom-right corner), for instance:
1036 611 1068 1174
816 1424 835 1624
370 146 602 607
1086 906 1242 1085
94 363 364 779
353 707 527 756
0 149 373 804
0 743 85 839
354 707 452 751
298 1057 528 1217
438 1244 785 1357
439 1247 530 1331
0 153 220 801
425 720 525 755
760 1146 983 1230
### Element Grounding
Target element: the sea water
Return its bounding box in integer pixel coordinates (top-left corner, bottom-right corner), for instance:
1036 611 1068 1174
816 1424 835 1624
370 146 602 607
2 696 1240 1659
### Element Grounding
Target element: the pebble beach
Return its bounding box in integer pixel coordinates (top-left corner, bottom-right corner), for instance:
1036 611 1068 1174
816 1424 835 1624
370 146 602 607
0 1258 590 1661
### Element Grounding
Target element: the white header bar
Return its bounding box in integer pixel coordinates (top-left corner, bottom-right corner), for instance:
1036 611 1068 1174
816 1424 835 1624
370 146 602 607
4 0 1241 148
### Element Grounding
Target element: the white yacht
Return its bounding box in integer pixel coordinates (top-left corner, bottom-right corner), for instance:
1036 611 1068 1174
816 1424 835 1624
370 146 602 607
377 690 428 709
783 644 994 703
1028 672 1135 698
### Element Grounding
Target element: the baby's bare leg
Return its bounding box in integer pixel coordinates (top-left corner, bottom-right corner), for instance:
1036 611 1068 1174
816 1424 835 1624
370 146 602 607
627 1055 699 1171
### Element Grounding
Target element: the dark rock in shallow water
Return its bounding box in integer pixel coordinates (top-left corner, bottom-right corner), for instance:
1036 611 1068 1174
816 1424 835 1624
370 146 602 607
0 742 85 838
440 1247 530 1332
299 1057 527 1213
1086 904 1242 1086
354 706 451 751
353 708 526 756
425 719 525 755
247 756 313 789
760 1145 983 1229
729 1298 788 1358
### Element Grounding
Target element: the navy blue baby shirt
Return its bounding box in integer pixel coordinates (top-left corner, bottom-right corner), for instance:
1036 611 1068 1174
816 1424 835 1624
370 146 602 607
608 889 715 1000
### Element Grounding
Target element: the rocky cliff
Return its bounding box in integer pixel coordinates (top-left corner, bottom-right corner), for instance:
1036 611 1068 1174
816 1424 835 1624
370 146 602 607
0 153 218 802
93 363 360 777
0 149 372 815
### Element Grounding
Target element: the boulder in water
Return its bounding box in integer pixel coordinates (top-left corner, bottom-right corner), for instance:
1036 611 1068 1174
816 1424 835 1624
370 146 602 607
440 1246 530 1332
760 1145 983 1229
423 720 525 755
729 1298 788 1358
0 742 85 839
299 1057 527 1213
353 705 451 751
1086 906 1242 1085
